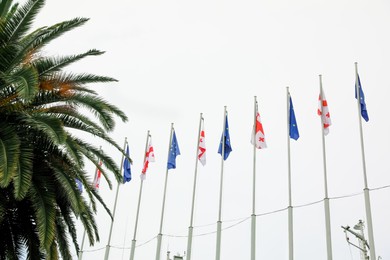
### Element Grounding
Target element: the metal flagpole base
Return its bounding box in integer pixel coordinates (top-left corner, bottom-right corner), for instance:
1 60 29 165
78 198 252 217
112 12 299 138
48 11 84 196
215 221 222 260
78 251 83 260
104 245 110 260
288 206 294 260
156 233 163 260
324 198 333 260
129 239 137 260
251 214 256 260
186 226 193 260
363 188 376 260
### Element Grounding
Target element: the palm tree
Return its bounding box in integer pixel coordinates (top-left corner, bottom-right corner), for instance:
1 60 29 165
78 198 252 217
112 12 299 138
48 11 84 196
0 0 128 258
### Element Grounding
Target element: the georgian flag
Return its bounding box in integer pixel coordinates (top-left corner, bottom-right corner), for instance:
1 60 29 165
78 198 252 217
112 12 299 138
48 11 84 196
92 161 102 189
141 138 155 180
198 125 206 166
317 88 332 135
251 112 267 149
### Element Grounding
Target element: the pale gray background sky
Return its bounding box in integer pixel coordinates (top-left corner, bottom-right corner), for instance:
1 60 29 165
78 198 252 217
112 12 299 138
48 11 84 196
32 0 390 259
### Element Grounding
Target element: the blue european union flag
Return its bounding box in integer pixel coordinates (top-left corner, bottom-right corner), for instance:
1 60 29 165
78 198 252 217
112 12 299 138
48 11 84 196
167 131 180 169
75 178 83 193
123 145 132 183
355 74 369 122
218 115 232 160
289 97 300 140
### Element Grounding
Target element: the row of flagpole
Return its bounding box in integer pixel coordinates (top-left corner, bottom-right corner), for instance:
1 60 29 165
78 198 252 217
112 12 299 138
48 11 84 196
78 62 376 260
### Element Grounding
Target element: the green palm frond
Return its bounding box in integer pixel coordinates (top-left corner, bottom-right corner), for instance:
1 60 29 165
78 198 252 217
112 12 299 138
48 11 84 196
46 240 58 260
27 17 89 52
0 85 18 108
56 113 106 135
17 200 43 260
28 114 66 144
12 143 33 200
0 123 20 187
4 16 89 75
8 65 39 100
50 164 83 213
0 0 14 19
78 201 99 245
89 187 113 219
72 137 121 185
54 212 72 260
52 71 117 85
29 182 56 251
67 93 127 130
2 0 44 43
34 49 105 76
0 43 18 72
30 89 93 108
68 139 114 189
62 136 84 168
56 201 79 254
58 84 97 95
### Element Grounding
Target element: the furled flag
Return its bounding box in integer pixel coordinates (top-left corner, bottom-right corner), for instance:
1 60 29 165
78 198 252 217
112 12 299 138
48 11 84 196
251 111 267 149
123 145 132 183
92 160 102 189
141 137 155 180
355 74 369 122
198 123 206 166
167 130 181 169
317 88 332 135
76 178 83 193
218 115 232 160
289 96 300 140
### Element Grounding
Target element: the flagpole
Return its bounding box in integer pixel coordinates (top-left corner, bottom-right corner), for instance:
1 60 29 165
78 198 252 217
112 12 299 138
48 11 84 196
104 137 127 260
78 219 88 260
251 97 257 260
319 75 333 260
216 106 227 260
354 62 376 260
78 146 102 260
186 114 203 260
78 185 95 260
156 124 174 260
129 131 150 260
286 87 294 260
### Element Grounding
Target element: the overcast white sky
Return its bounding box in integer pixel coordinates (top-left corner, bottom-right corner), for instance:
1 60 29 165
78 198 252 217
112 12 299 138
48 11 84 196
33 0 390 259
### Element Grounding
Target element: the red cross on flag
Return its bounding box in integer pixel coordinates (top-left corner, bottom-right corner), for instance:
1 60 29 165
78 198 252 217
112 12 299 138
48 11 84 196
141 137 155 180
317 88 332 135
251 112 267 149
92 160 102 189
198 124 206 166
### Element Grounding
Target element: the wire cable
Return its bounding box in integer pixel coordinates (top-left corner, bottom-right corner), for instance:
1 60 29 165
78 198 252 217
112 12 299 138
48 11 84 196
80 184 389 252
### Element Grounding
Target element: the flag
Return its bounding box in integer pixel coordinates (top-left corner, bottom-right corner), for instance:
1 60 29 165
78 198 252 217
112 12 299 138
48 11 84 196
167 130 180 169
355 74 369 122
218 115 232 160
76 178 83 193
251 111 267 149
198 123 206 165
317 88 332 135
92 160 102 189
289 96 300 140
123 145 132 183
141 137 155 180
